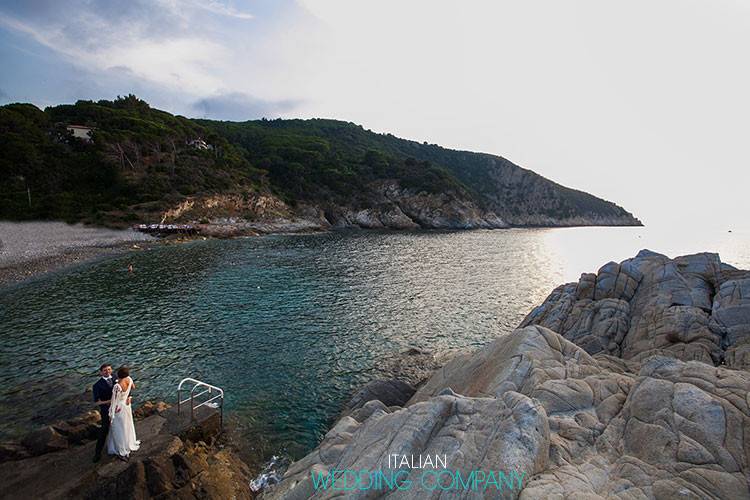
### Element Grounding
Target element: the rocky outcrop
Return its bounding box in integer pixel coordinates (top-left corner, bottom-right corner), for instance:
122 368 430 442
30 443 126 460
322 187 509 230
159 175 640 234
264 251 750 499
163 181 509 234
0 410 101 461
429 150 642 227
520 250 740 366
0 403 254 500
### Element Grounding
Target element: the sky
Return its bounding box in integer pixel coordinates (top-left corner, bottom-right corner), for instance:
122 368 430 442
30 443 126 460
1 0 748 229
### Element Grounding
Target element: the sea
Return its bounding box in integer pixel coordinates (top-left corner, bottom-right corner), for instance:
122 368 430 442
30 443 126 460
0 225 747 461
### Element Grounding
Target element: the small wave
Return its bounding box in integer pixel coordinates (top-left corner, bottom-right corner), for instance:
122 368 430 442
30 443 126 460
249 454 290 493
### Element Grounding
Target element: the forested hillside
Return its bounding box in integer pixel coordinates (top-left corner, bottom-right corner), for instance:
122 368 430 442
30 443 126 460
0 96 260 224
0 96 640 229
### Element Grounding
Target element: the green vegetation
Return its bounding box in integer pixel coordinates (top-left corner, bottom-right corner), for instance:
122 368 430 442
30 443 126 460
195 118 468 206
0 95 259 224
0 96 637 226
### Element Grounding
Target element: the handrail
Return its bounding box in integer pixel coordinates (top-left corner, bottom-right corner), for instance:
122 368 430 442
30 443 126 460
177 377 224 427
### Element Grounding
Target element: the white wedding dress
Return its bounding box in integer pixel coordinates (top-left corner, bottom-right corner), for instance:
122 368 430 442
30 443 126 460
106 377 141 457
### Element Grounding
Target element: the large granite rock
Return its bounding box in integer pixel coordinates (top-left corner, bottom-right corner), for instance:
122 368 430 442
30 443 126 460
264 251 750 499
711 269 750 370
521 250 729 365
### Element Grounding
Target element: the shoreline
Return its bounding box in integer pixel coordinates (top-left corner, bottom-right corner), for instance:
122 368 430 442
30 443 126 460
0 242 143 287
0 221 155 288
0 219 644 288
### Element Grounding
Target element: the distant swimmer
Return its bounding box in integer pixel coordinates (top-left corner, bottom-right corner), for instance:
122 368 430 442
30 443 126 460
128 263 134 273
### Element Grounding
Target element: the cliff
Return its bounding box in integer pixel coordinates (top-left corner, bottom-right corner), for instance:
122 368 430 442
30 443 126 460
263 250 750 499
0 96 640 230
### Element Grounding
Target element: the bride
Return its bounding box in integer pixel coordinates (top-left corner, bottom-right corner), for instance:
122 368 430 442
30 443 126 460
107 366 141 460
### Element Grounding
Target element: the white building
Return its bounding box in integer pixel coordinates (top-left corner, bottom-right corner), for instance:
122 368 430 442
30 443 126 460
187 138 214 151
67 125 94 142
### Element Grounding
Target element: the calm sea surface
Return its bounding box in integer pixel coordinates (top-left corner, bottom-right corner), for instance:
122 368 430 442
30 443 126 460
0 226 748 459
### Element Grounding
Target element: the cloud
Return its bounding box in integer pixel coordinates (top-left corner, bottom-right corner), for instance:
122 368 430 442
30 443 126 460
0 1 250 95
0 0 316 121
191 92 302 120
192 0 254 19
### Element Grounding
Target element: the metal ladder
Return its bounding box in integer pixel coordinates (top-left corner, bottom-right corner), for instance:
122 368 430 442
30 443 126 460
177 378 225 427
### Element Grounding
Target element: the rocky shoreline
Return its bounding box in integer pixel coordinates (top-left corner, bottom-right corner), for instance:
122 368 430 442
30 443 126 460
159 185 641 237
0 402 256 500
263 250 750 499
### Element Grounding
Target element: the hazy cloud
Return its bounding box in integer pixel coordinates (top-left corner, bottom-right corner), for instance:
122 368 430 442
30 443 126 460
191 0 254 19
0 0 252 95
192 92 303 121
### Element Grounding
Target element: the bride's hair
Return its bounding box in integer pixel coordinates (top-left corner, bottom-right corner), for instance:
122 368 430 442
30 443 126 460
117 366 130 379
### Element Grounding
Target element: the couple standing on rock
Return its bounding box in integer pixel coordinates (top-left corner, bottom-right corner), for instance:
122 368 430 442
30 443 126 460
92 363 140 463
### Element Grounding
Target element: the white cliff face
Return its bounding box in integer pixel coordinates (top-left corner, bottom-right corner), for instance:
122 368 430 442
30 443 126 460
263 251 750 499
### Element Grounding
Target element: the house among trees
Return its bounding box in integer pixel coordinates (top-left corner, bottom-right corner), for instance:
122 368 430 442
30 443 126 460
67 124 94 142
187 138 213 151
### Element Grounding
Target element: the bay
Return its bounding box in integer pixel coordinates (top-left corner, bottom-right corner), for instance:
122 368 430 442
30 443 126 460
0 225 747 459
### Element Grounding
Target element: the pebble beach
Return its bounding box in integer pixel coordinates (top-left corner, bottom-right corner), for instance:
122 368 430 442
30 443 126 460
0 222 153 286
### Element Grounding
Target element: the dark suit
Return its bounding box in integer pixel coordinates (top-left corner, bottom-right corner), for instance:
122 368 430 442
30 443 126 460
93 376 115 459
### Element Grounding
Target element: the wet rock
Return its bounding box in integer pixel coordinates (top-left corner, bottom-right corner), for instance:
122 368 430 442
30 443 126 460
52 410 100 444
134 400 171 420
20 425 69 456
376 347 446 387
0 410 102 462
342 379 416 416
144 454 177 495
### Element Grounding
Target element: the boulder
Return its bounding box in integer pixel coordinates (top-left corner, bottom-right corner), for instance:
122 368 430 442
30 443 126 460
52 410 101 444
20 425 69 456
133 400 171 420
523 251 725 364
266 389 549 500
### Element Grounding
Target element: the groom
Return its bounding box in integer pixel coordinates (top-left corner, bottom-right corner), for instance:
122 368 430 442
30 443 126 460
92 363 115 463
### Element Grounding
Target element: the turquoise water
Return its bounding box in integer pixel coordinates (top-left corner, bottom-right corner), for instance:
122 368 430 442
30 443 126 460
0 226 747 460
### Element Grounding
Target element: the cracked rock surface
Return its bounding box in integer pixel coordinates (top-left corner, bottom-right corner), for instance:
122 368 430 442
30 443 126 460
264 250 750 499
